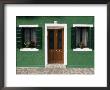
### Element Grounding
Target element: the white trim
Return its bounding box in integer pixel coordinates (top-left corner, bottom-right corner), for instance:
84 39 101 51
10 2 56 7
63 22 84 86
73 24 93 27
19 25 39 27
73 48 92 51
20 48 39 51
45 23 67 66
47 26 64 29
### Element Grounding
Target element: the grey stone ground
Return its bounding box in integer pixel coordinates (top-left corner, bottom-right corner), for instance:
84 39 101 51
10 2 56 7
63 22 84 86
16 64 94 74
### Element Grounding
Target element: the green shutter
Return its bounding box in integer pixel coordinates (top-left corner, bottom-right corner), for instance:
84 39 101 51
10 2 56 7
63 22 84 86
88 27 91 48
71 27 76 49
91 27 94 50
16 27 22 49
36 27 42 49
88 27 94 50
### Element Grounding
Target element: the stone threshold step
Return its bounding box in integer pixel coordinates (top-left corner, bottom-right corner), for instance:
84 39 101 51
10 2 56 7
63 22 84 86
45 64 66 68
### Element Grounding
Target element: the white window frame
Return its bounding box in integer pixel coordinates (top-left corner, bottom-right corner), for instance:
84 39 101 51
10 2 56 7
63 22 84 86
18 24 39 51
73 24 93 51
20 48 39 51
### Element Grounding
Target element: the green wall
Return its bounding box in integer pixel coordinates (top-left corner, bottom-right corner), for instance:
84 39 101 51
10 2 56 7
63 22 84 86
16 16 94 68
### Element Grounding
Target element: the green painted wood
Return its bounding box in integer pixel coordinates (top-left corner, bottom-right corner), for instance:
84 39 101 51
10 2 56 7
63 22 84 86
16 27 22 49
91 27 94 50
71 27 76 49
88 27 94 50
36 27 42 49
88 27 91 48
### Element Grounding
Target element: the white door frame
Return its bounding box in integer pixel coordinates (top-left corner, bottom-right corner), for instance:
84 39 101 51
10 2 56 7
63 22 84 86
45 23 67 66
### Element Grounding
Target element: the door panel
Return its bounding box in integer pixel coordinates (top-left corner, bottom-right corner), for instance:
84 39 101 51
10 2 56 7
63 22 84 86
48 28 64 64
48 30 55 63
55 29 64 63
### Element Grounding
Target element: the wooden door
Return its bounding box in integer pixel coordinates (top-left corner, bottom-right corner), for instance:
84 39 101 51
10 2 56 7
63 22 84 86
48 28 64 64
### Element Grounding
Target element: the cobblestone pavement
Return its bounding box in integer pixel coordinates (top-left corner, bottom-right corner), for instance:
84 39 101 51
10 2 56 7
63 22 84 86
16 64 94 74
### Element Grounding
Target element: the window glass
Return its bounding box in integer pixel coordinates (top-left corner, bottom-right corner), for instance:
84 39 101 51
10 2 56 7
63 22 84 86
49 31 54 49
24 28 36 48
76 27 89 48
57 30 62 49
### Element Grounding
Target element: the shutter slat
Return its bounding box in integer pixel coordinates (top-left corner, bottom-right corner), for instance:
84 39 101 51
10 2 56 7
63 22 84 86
88 27 94 50
91 27 94 50
71 27 76 49
36 27 42 49
88 27 91 48
16 27 22 49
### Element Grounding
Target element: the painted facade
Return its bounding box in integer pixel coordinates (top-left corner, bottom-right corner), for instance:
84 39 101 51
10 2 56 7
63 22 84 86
16 16 94 68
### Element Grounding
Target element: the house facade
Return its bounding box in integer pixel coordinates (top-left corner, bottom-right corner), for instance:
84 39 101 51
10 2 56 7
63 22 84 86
16 16 94 68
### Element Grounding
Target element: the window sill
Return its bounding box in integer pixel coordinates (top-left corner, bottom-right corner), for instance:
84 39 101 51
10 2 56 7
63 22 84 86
73 48 92 51
20 48 39 51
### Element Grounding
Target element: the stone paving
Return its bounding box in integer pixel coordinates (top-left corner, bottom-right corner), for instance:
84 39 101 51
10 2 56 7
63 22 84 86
16 64 94 74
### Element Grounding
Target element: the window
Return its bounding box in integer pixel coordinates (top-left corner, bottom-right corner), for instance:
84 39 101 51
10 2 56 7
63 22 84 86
16 27 42 51
71 24 94 51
